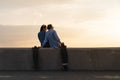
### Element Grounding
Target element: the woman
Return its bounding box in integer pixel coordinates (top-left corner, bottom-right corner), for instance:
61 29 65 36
38 24 49 47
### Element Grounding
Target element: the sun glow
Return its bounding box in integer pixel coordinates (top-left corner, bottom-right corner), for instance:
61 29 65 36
0 0 120 47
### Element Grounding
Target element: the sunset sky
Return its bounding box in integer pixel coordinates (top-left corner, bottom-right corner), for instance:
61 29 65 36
0 0 120 48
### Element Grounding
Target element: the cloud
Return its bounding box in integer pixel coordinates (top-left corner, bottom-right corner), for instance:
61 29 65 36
0 0 71 9
0 0 120 10
0 0 119 25
0 2 106 25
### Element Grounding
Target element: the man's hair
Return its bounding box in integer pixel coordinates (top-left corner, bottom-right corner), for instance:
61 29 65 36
47 24 53 30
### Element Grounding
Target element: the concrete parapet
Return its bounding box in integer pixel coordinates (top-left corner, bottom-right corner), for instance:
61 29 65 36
38 48 61 70
0 48 120 70
0 48 33 70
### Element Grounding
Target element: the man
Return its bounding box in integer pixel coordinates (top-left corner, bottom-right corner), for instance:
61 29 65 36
42 24 61 48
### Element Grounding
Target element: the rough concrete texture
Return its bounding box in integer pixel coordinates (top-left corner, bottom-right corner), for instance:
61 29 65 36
0 48 120 70
0 48 33 70
1 71 120 80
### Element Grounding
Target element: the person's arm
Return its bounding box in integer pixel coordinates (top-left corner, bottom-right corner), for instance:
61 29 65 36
42 34 47 47
38 33 43 46
53 30 61 42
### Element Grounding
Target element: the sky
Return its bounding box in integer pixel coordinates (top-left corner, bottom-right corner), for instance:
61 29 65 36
0 0 120 48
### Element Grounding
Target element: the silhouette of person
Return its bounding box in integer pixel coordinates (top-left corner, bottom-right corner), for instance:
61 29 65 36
38 24 50 47
42 24 61 48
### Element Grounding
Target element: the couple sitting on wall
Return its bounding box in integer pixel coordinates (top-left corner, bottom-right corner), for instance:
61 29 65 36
38 24 61 48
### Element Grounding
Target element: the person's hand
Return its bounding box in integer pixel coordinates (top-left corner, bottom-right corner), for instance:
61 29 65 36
58 42 62 48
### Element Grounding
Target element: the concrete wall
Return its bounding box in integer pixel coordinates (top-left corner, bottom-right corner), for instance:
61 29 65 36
0 48 33 70
68 48 120 70
0 48 120 70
